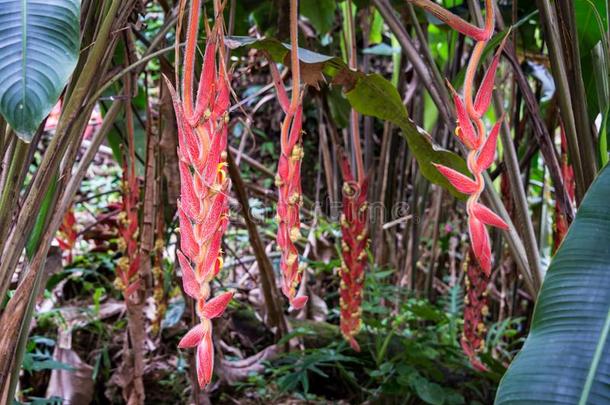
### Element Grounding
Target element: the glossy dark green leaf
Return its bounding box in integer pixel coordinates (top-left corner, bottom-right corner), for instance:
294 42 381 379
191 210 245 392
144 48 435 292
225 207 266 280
495 164 610 404
0 0 80 141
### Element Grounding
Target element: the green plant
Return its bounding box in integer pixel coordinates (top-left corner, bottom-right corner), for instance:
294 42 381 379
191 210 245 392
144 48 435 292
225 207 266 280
496 165 610 404
0 0 80 140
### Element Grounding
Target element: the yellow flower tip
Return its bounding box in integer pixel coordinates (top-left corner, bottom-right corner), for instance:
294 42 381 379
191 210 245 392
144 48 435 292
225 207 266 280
286 253 298 266
274 175 283 188
289 226 300 242
288 192 300 205
290 144 304 161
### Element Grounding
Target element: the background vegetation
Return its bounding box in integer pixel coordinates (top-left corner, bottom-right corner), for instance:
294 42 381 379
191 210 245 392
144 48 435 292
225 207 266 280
0 0 608 403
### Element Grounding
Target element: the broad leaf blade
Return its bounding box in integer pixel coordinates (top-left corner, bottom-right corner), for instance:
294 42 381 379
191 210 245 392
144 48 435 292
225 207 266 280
0 0 80 141
495 165 610 404
345 73 468 197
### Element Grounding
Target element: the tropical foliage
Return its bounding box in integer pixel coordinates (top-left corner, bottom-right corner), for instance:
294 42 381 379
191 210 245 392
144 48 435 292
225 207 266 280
0 0 608 403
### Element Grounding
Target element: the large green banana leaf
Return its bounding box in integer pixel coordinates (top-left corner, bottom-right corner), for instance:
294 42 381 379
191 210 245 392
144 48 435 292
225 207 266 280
495 164 610 404
0 0 80 141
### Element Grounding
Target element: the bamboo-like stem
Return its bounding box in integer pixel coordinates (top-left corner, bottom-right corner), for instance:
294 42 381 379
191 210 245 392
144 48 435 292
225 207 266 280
374 0 452 125
120 67 146 404
0 135 16 195
289 0 300 111
405 2 446 100
535 0 592 202
0 139 30 248
0 100 123 394
0 0 130 312
425 187 444 300
554 1 597 181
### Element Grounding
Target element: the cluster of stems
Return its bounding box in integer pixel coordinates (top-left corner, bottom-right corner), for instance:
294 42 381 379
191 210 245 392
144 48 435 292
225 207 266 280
166 1 233 388
409 0 508 363
338 155 368 351
462 250 490 371
271 0 308 310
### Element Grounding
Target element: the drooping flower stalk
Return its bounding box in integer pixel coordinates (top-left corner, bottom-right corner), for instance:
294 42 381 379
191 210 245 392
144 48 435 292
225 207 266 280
338 155 368 351
411 0 508 274
270 0 308 310
337 0 368 351
165 0 233 388
461 250 489 372
408 0 508 365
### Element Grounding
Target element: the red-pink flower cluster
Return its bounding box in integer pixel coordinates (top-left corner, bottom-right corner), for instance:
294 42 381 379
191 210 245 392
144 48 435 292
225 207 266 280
409 0 507 366
338 154 368 352
56 208 77 263
165 2 233 387
461 250 489 371
427 0 508 276
269 61 308 310
115 145 141 298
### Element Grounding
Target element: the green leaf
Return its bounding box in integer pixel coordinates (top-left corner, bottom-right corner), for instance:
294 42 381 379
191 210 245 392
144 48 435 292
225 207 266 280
226 36 469 198
575 0 608 119
407 372 447 405
0 0 80 141
495 164 610 404
301 0 336 35
346 74 468 198
575 0 608 54
369 9 384 45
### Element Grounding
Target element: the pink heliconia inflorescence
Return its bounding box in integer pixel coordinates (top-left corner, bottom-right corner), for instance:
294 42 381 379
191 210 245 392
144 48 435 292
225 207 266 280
338 154 368 352
56 208 77 264
409 0 507 368
268 60 308 310
429 0 508 277
461 250 490 372
115 110 141 299
165 0 232 388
